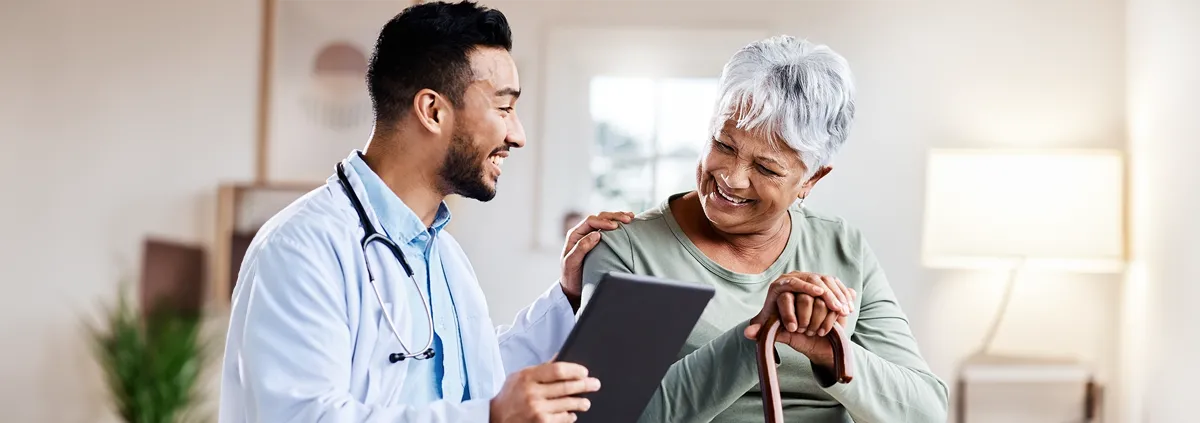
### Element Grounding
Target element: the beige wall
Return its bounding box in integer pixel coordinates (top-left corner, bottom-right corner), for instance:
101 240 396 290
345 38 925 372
0 1 260 421
0 0 1132 421
1125 0 1200 422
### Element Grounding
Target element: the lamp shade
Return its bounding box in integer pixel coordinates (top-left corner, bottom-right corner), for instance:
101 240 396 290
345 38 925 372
920 149 1125 272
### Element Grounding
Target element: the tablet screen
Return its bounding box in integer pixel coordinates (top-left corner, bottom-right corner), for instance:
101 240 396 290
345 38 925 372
556 272 715 423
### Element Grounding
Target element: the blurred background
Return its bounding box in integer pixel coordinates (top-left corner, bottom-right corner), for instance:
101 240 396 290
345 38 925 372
1 0 1196 422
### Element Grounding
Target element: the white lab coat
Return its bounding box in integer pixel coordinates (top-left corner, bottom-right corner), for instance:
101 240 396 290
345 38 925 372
218 153 575 422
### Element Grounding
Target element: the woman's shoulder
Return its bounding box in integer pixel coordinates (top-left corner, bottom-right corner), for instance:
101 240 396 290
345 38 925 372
791 205 872 263
598 205 676 248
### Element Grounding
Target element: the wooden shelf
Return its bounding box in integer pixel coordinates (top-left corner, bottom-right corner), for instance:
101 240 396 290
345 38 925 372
211 181 323 310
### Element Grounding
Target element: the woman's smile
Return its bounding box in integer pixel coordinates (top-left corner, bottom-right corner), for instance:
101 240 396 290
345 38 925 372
710 179 755 208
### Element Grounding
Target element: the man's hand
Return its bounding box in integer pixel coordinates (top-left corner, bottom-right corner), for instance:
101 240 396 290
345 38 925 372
560 211 634 309
744 273 857 369
490 361 601 423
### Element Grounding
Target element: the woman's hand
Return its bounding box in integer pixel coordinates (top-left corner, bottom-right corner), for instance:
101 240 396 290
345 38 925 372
751 272 855 333
744 273 857 368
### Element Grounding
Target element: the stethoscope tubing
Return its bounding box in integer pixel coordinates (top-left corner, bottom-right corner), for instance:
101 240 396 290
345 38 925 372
337 162 437 363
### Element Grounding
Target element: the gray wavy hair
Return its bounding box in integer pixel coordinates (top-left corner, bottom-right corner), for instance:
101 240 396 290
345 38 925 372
709 35 856 178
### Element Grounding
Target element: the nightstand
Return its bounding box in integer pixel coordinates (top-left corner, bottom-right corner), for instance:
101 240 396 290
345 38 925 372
956 354 1102 423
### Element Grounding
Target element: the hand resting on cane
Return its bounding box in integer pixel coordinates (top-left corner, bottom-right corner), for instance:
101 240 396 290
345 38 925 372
745 272 857 371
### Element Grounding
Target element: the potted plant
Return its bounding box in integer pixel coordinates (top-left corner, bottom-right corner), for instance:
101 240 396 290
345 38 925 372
88 285 209 423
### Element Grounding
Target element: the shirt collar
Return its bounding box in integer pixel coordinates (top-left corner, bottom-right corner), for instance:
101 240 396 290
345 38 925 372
347 151 452 244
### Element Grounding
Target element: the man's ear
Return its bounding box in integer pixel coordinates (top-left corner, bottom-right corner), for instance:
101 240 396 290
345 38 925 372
413 89 447 136
799 165 833 198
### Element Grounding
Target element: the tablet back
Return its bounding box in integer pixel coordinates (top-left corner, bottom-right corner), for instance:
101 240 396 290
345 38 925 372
557 271 715 423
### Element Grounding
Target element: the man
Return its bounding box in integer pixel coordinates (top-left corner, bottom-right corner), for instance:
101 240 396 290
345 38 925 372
218 2 633 422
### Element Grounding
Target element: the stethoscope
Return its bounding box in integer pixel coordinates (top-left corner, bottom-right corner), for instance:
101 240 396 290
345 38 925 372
336 161 437 364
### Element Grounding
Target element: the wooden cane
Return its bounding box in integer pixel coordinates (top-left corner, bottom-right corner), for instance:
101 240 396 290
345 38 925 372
755 315 854 423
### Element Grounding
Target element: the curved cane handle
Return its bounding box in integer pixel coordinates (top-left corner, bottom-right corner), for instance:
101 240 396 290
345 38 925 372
755 315 854 423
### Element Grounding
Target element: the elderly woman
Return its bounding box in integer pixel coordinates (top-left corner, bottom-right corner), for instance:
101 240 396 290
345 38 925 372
580 35 949 422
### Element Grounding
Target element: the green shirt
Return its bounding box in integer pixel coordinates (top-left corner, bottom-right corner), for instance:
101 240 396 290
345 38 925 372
580 194 949 423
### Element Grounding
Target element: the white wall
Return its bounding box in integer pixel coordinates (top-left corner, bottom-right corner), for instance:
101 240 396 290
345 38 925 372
0 0 1129 421
1126 1 1200 422
0 1 259 421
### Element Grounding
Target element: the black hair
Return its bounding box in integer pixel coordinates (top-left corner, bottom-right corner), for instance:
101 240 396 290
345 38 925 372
366 1 513 126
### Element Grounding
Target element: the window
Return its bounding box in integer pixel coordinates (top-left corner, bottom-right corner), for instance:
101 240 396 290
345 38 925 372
533 27 767 249
588 76 720 213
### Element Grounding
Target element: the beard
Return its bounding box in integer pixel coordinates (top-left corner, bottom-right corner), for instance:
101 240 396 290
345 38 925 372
438 131 498 202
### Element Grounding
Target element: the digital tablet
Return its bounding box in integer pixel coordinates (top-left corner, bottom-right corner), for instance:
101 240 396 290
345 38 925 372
556 271 716 423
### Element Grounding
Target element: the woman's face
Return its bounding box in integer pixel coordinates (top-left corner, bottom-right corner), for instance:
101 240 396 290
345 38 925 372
695 119 830 234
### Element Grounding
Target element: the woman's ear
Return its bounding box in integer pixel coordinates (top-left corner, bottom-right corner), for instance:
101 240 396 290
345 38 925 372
413 89 446 136
799 165 834 197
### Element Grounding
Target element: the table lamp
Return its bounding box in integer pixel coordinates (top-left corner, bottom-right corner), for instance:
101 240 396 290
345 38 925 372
921 148 1126 359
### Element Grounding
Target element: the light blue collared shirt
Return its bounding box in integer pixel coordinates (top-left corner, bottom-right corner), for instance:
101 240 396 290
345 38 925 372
348 153 469 403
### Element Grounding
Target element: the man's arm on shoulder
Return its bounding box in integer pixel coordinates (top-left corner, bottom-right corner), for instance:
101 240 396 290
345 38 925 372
495 232 616 374
227 223 490 422
496 213 634 374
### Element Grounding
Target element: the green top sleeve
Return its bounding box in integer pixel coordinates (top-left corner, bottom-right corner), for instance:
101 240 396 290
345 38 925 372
636 320 762 423
811 241 950 423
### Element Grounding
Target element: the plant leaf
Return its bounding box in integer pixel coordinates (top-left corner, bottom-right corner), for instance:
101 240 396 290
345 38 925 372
88 283 208 423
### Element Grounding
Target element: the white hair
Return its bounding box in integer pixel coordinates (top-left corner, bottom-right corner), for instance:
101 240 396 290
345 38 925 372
709 35 856 178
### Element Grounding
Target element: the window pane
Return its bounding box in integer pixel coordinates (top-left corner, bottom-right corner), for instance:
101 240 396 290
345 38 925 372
590 76 655 158
656 78 718 159
654 157 699 200
591 160 654 213
588 76 717 214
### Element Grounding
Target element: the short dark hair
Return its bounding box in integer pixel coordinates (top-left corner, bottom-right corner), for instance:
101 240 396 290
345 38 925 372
366 1 513 126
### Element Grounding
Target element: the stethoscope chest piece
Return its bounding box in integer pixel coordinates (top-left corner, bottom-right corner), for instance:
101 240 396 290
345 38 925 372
390 348 436 363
